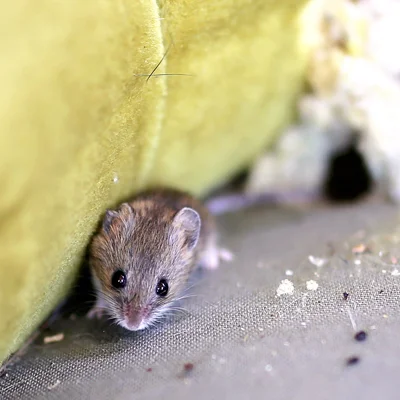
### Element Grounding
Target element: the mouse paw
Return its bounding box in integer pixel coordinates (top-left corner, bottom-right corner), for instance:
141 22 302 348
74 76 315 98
218 248 234 262
86 305 105 320
201 247 234 270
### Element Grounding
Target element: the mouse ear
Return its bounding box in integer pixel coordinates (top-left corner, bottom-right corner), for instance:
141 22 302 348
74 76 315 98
172 207 201 250
102 209 119 233
119 202 135 216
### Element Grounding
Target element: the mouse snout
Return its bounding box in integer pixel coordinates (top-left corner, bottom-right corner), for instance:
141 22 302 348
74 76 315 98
122 304 150 331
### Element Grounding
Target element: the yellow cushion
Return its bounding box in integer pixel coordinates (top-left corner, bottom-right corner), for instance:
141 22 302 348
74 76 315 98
0 0 311 364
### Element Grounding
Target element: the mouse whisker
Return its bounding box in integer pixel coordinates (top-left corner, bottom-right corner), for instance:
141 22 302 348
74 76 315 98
174 294 198 303
165 307 188 315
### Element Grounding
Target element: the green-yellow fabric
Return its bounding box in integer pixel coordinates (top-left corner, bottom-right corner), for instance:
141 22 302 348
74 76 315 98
0 0 311 364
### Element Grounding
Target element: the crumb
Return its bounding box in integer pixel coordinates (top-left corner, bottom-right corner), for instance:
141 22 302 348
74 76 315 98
146 368 152 372
383 314 389 319
391 269 400 276
47 380 61 390
308 255 327 267
285 269 294 276
354 330 367 342
343 292 349 300
178 362 195 379
0 371 8 378
264 364 273 372
351 244 369 254
306 280 319 291
276 279 294 296
354 259 361 265
184 363 194 372
43 333 64 344
378 290 384 294
346 356 360 366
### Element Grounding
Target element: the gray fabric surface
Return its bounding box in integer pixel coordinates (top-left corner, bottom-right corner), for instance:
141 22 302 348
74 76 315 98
1 201 400 400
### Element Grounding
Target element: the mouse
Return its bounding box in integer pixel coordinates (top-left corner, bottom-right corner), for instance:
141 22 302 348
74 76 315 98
87 188 233 331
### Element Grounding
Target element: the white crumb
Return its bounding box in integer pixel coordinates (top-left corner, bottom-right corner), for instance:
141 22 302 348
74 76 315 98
113 173 119 183
391 269 400 276
354 259 362 265
276 279 295 296
47 380 61 390
306 280 319 291
264 364 273 372
285 269 294 276
43 333 64 344
308 255 327 267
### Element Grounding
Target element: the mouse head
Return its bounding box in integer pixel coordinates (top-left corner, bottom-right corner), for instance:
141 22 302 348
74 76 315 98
89 202 201 331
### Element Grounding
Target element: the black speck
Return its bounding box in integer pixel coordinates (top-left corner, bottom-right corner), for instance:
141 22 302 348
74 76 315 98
343 292 349 301
354 330 367 342
346 356 360 366
378 289 384 294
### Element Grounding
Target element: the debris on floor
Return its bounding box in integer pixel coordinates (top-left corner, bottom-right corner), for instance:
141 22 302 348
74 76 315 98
346 356 360 366
306 280 319 291
352 243 369 254
276 279 295 296
47 380 61 390
43 333 64 344
354 331 368 342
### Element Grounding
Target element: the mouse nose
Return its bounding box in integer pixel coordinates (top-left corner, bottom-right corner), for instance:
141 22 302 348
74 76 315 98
125 313 143 331
121 302 151 331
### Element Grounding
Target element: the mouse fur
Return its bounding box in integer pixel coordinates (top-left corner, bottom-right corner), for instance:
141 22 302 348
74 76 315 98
88 188 232 331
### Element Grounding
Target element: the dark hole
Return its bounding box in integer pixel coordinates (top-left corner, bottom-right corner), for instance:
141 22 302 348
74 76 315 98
323 133 373 202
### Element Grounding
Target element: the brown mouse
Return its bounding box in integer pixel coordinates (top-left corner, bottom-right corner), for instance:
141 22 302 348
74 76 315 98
87 188 232 331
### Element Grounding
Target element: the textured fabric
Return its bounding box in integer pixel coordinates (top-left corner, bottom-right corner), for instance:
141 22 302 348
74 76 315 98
1 202 400 400
0 0 312 364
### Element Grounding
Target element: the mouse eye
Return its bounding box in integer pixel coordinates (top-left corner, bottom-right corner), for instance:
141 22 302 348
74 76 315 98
111 270 127 289
156 279 169 297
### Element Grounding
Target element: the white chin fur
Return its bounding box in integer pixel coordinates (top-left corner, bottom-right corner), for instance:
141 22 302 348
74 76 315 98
118 319 150 332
